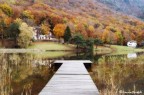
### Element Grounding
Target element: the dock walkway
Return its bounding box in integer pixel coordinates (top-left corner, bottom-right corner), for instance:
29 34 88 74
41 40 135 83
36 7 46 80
39 60 99 95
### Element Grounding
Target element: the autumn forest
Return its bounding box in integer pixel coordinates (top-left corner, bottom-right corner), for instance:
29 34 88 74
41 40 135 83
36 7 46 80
0 0 144 46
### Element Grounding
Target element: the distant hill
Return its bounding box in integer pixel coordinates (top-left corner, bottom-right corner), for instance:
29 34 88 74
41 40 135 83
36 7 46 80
95 0 144 19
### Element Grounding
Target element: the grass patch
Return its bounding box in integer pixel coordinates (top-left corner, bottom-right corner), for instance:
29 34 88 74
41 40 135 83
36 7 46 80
34 51 74 59
111 45 144 55
29 42 75 51
94 46 112 54
94 45 144 55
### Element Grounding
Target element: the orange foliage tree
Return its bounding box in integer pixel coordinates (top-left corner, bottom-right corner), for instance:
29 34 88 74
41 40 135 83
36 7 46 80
4 17 12 26
75 23 88 38
102 28 115 44
12 6 23 19
87 25 95 37
53 24 66 38
136 31 144 45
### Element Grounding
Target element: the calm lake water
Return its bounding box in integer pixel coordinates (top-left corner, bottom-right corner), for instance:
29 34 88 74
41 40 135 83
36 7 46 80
0 52 144 95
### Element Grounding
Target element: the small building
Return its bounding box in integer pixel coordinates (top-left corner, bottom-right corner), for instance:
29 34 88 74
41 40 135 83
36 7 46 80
127 40 137 48
33 26 56 41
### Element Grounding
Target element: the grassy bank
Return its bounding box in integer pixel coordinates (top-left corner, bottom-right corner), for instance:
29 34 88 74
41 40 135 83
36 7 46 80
110 45 144 55
92 55 144 95
0 42 75 59
94 46 112 54
28 42 76 58
29 42 75 51
94 45 144 55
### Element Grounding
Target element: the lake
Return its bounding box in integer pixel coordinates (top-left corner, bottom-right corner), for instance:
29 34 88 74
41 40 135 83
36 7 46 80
0 51 143 95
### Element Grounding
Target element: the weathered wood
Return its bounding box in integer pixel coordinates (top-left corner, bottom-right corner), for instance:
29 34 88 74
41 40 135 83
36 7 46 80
39 60 99 95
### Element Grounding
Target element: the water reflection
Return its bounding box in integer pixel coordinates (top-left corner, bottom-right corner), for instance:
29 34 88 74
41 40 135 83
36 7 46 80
91 55 144 95
127 53 137 58
0 51 144 95
70 51 144 95
0 53 55 95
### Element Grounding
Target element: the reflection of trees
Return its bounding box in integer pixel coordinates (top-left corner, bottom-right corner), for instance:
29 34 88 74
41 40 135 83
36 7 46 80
0 53 13 95
91 56 144 95
0 53 54 95
8 53 34 83
68 50 95 61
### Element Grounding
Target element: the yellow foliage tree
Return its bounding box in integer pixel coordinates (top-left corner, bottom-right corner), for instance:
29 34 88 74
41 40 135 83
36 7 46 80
41 23 50 35
0 3 13 17
22 10 34 19
102 29 112 43
53 24 66 38
17 22 33 48
88 26 95 32
14 18 23 24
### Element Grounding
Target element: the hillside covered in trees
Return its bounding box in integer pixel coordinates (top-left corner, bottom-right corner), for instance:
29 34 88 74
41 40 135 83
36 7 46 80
0 0 144 46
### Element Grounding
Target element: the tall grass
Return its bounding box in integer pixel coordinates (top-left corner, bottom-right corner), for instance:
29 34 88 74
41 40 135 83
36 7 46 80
0 53 54 95
92 55 144 95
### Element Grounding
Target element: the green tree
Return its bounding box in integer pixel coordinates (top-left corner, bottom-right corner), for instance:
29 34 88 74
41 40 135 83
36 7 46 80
64 26 72 43
7 22 20 40
94 38 103 49
71 34 86 49
85 39 94 51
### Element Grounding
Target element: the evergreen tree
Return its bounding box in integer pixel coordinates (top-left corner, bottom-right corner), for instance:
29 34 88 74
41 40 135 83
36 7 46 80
64 26 72 43
7 22 20 39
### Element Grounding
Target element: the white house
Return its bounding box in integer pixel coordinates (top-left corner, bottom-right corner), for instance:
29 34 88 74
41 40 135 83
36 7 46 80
33 27 55 41
127 40 137 48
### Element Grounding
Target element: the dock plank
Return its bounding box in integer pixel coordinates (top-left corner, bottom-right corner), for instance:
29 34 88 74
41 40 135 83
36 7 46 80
56 62 88 75
39 60 99 95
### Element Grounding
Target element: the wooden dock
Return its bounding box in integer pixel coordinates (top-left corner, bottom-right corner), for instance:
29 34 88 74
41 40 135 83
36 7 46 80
39 60 99 95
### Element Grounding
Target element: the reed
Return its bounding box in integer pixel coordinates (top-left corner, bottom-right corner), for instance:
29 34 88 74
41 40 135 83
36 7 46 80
92 55 144 95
